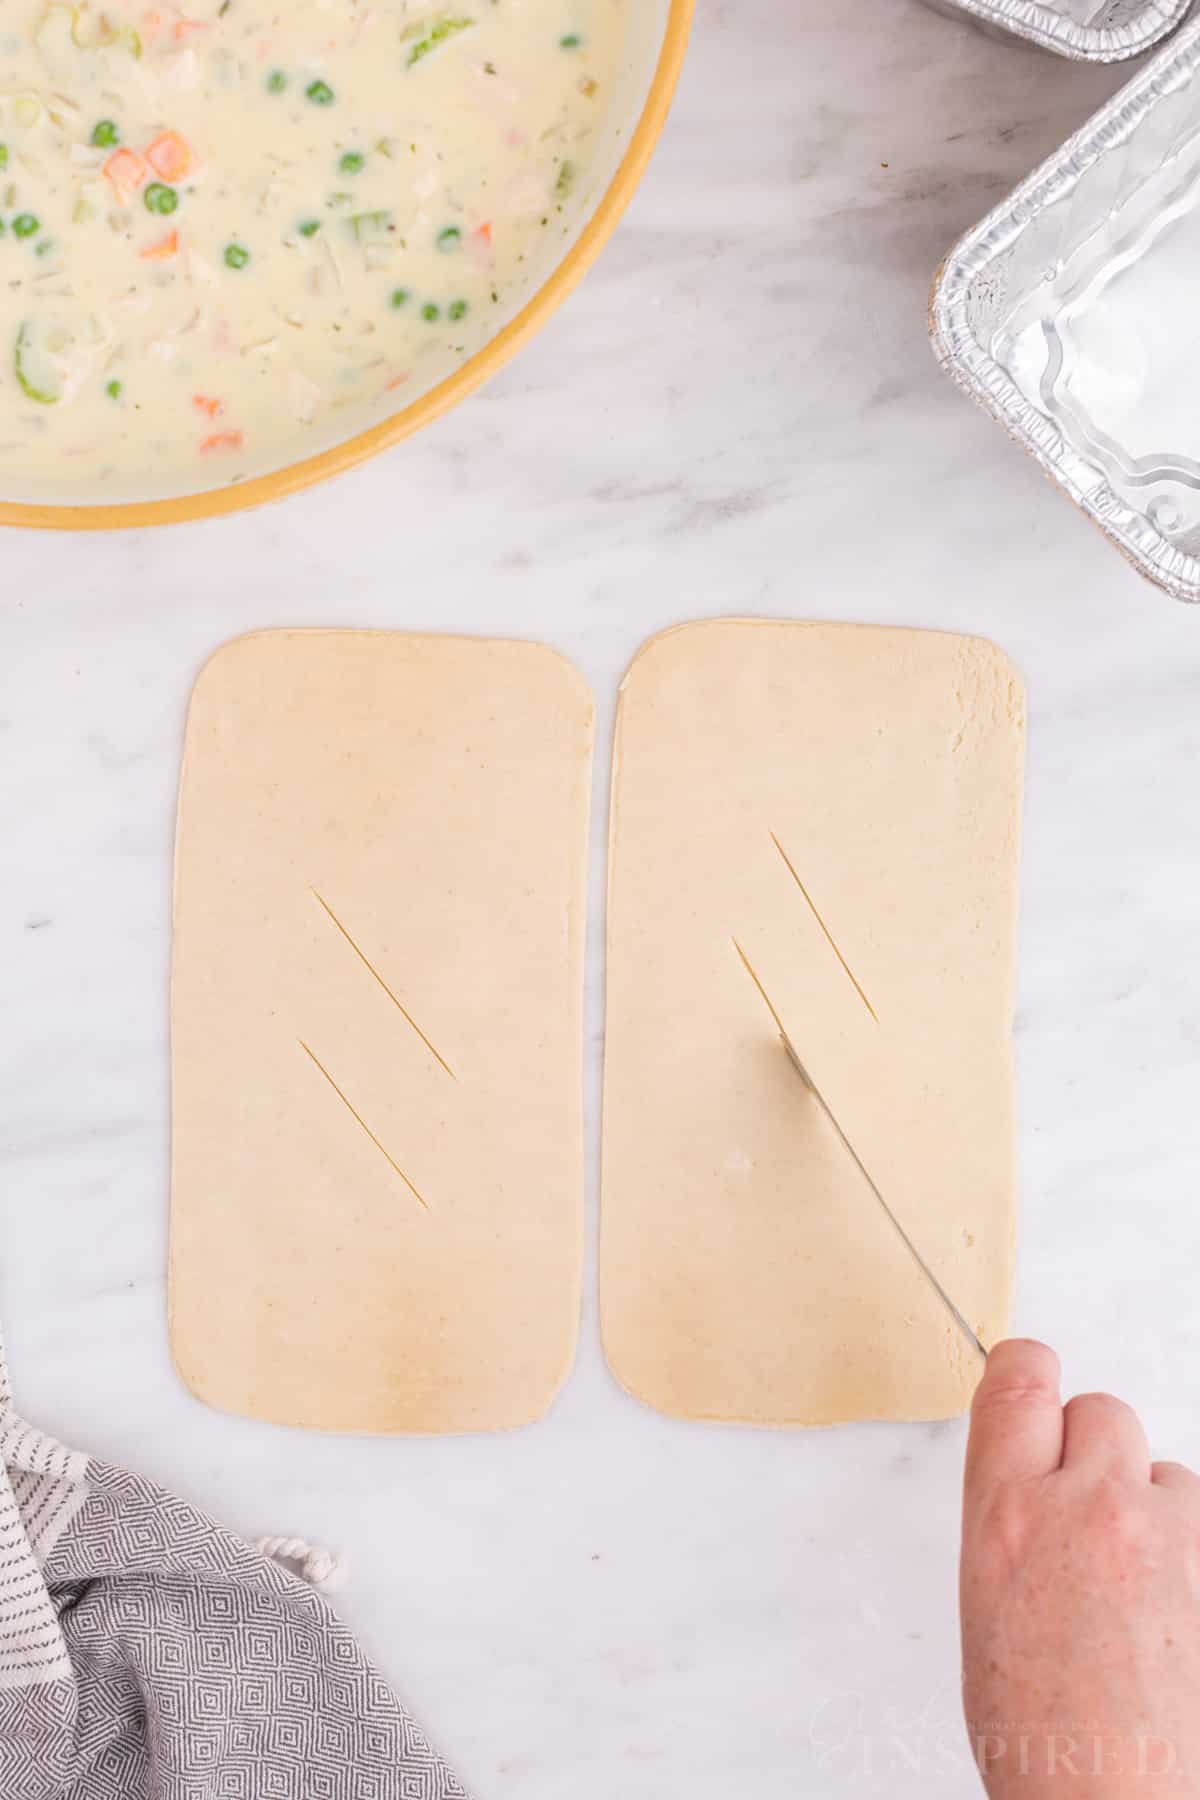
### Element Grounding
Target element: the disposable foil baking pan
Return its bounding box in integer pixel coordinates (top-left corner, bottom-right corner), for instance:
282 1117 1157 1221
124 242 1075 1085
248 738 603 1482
931 15 1200 602
922 0 1192 61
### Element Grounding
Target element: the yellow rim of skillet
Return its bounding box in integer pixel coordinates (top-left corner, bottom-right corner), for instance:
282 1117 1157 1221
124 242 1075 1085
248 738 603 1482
0 0 694 532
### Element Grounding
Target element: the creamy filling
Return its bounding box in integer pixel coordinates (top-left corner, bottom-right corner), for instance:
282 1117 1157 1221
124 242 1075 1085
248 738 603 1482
0 0 629 497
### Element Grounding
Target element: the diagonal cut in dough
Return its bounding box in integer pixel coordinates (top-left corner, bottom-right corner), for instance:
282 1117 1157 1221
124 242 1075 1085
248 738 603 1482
170 629 594 1434
601 620 1026 1426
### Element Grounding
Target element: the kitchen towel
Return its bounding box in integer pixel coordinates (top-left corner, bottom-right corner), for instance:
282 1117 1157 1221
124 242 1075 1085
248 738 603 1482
0 1326 470 1798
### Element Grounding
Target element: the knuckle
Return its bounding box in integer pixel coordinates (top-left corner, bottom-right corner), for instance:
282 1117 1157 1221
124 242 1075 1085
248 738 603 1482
1068 1389 1133 1419
972 1379 1054 1420
1153 1459 1193 1483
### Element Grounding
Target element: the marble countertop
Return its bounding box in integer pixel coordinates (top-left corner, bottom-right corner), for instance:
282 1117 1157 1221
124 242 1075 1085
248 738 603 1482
4 3 1199 1794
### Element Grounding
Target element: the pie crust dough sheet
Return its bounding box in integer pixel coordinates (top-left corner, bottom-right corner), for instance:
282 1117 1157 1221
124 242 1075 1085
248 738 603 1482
170 630 594 1434
601 621 1025 1426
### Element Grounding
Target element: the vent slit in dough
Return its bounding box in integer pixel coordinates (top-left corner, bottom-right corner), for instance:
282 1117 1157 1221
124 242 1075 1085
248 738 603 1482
171 628 593 1434
601 619 1025 1427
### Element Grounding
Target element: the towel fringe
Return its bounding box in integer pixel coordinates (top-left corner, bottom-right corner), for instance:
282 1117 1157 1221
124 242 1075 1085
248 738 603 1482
255 1534 345 1592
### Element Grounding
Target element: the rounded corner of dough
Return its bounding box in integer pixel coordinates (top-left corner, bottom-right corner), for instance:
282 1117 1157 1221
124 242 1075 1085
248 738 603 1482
960 632 1027 699
599 1329 689 1422
167 1324 242 1421
498 1376 577 1435
507 638 597 721
187 628 291 703
617 618 744 695
499 1318 584 1434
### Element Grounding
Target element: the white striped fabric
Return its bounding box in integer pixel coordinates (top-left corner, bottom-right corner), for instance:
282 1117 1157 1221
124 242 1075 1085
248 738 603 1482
0 1330 89 1691
0 1322 472 1798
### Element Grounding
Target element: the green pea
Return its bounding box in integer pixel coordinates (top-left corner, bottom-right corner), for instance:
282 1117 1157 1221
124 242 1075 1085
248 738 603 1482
298 219 322 238
339 151 365 175
91 119 120 147
266 69 287 93
559 32 582 47
13 214 39 239
106 379 122 400
0 145 9 170
144 182 178 216
306 79 335 105
421 301 441 322
447 298 468 322
224 242 250 269
389 287 411 309
436 225 462 252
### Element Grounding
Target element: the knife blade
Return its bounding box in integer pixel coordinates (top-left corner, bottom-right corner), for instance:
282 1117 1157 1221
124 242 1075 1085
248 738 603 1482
733 940 987 1363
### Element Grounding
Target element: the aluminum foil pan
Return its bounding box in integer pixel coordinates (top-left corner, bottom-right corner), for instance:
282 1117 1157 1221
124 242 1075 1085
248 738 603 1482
922 0 1192 61
931 15 1200 602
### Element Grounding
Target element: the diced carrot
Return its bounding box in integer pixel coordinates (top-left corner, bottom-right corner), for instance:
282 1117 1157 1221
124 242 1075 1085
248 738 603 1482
104 147 148 201
141 229 179 259
200 430 244 454
467 222 495 271
192 394 222 418
174 17 208 39
142 9 164 42
145 130 193 182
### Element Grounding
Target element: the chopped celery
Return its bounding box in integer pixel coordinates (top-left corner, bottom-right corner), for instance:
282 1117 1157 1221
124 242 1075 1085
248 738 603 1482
35 6 141 85
405 16 475 68
15 321 61 404
349 210 392 241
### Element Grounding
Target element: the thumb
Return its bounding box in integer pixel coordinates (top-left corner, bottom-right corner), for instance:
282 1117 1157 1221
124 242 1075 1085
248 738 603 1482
965 1338 1063 1499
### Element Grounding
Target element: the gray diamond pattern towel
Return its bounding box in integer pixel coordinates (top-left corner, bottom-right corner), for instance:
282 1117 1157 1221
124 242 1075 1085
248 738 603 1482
0 1333 471 1798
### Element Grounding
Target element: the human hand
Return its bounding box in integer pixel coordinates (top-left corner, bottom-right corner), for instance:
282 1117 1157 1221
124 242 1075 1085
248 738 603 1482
961 1338 1200 1796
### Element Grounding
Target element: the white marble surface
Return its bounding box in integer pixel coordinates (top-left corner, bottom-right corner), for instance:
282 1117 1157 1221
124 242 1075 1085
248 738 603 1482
3 3 1200 1794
